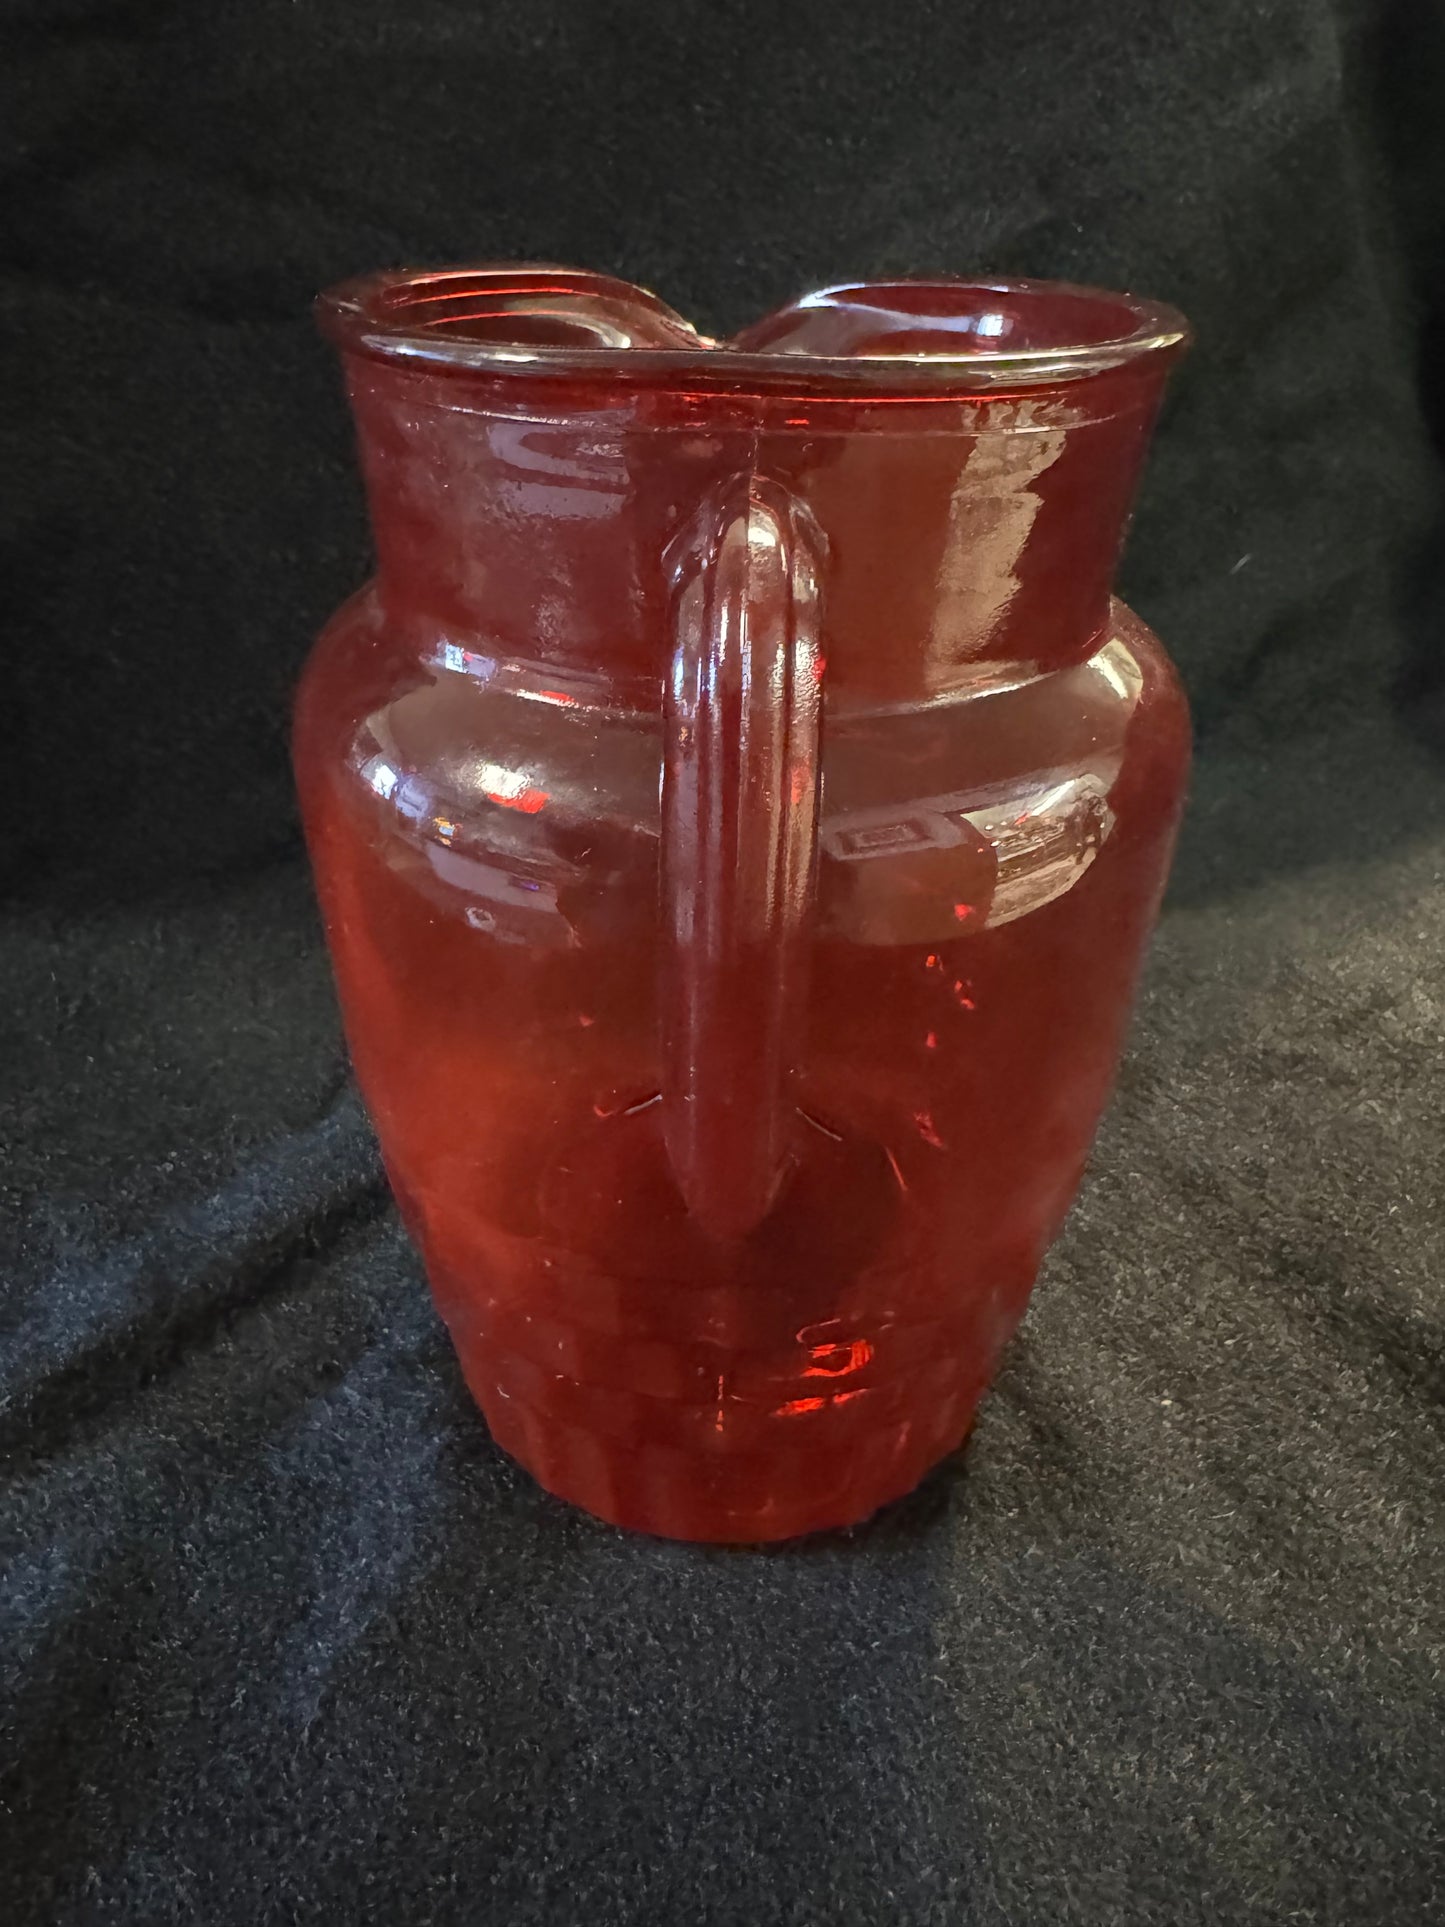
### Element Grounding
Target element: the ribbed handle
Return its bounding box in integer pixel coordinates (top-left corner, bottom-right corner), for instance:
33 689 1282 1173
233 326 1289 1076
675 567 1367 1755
661 477 824 1242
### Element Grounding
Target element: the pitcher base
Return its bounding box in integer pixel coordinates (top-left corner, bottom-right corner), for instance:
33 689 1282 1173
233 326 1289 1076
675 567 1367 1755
455 1337 983 1543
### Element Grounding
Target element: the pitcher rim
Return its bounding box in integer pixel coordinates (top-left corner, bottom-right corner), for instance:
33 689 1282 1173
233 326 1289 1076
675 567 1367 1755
317 264 1190 395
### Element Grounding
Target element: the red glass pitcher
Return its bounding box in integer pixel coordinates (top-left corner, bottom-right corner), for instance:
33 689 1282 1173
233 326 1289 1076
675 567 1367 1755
295 266 1191 1541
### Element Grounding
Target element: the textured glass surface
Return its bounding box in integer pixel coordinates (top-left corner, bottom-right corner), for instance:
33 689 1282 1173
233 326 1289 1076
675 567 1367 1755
296 268 1191 1540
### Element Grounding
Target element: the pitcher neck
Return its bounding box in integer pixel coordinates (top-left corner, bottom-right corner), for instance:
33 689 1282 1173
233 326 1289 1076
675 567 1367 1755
343 355 1169 705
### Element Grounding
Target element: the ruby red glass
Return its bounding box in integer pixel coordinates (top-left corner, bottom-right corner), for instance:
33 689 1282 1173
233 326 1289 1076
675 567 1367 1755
295 266 1191 1540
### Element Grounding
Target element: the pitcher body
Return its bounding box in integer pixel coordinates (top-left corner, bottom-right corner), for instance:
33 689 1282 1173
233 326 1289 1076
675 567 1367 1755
296 268 1190 1540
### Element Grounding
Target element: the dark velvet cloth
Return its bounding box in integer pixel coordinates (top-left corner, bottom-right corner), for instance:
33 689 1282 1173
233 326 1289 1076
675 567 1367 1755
3 2 1443 1920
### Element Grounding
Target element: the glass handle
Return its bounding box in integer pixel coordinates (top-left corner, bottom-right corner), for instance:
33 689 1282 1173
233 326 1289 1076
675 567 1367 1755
661 476 824 1241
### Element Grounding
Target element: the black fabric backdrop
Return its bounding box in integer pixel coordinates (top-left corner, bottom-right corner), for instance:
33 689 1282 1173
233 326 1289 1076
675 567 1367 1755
3 2 1444 1922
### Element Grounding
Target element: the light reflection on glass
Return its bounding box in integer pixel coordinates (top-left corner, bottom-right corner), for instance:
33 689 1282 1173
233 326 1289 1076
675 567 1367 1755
468 757 549 814
802 1337 874 1377
771 1389 870 1418
436 640 499 681
821 765 1119 935
364 757 400 800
